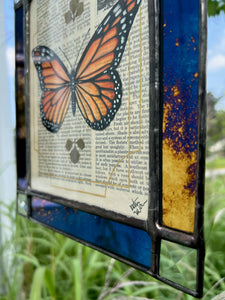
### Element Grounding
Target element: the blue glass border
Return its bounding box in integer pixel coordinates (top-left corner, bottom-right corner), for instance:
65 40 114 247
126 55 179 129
31 198 151 268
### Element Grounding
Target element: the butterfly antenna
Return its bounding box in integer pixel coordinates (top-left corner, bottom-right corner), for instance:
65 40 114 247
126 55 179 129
73 29 91 69
59 47 73 70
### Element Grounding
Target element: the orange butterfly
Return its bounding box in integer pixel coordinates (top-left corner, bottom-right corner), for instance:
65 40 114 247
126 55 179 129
32 0 142 133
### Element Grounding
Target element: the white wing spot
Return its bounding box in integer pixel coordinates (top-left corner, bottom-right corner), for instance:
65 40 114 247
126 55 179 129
113 4 122 17
104 15 111 25
121 17 126 24
97 26 103 34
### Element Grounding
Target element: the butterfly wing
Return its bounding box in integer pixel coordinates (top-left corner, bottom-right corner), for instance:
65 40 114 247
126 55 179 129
75 70 122 130
32 46 72 133
75 0 142 130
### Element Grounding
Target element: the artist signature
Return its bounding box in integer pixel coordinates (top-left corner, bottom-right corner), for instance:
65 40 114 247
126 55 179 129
129 198 148 215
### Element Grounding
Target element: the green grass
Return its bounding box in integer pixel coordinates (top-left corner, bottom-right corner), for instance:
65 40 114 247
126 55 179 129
0 174 225 299
206 157 225 169
203 175 225 299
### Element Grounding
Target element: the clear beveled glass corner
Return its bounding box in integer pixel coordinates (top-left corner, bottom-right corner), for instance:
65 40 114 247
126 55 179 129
17 192 28 217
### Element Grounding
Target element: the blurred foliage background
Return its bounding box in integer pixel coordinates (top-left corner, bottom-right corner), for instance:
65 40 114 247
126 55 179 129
208 0 225 16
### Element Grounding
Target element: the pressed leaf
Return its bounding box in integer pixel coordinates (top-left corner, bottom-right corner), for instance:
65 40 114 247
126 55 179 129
70 0 79 14
77 138 85 150
76 3 84 16
64 11 73 24
65 139 73 151
70 146 80 163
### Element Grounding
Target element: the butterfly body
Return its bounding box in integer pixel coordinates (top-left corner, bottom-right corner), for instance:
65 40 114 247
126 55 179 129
32 0 142 133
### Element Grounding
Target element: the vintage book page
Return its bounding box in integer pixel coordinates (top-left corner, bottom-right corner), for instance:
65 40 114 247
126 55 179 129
29 0 150 220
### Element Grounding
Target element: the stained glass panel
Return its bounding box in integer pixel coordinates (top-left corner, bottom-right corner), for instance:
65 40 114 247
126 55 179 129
15 0 206 296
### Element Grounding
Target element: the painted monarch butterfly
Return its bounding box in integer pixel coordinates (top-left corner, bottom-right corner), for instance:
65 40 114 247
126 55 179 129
32 0 142 133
